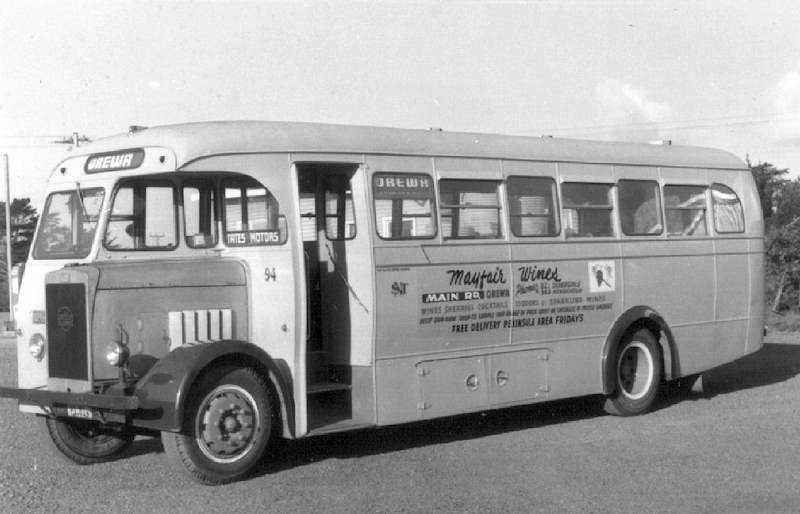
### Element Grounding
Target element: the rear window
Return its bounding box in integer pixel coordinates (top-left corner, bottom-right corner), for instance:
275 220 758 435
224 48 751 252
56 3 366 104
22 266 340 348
711 184 745 233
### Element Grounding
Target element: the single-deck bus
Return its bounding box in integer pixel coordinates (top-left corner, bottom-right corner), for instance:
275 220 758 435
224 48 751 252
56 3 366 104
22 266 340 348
0 121 764 484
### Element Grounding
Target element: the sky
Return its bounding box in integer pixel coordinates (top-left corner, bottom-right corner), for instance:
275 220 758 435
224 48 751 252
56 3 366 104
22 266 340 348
2 0 799 209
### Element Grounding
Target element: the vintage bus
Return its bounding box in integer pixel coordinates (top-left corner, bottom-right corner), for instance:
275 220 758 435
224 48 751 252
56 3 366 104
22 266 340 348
0 121 763 484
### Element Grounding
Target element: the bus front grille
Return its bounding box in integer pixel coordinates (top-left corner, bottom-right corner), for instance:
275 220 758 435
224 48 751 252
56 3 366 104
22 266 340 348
45 283 89 380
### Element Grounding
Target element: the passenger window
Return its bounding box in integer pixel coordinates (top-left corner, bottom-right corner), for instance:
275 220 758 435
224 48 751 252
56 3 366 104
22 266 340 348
439 180 502 239
618 180 662 236
373 173 436 239
507 176 559 237
183 182 217 248
104 181 177 250
711 183 745 233
561 183 614 238
664 185 708 236
222 178 287 246
324 175 356 240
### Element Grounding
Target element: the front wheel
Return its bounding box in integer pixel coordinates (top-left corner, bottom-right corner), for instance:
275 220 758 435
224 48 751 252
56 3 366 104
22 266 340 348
43 417 134 464
163 366 276 485
604 328 662 416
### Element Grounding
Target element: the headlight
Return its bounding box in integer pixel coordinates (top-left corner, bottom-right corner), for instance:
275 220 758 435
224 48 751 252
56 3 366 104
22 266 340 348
28 333 46 361
105 341 129 367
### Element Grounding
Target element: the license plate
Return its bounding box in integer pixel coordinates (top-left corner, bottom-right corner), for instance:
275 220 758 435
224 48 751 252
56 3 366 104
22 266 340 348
66 407 93 419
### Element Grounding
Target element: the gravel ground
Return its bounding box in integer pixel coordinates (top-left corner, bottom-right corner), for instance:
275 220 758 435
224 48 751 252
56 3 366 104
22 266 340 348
1 332 800 513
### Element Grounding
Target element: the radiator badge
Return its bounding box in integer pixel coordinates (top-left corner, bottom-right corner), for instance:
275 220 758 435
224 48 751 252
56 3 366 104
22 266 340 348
57 306 75 332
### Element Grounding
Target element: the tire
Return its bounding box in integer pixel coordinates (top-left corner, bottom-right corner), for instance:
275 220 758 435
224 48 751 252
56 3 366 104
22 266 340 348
604 328 662 416
162 366 276 485
43 417 134 464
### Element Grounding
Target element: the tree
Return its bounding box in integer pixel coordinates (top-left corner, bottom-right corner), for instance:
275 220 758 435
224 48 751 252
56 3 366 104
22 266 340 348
771 179 800 228
0 198 38 311
0 197 39 265
749 159 789 224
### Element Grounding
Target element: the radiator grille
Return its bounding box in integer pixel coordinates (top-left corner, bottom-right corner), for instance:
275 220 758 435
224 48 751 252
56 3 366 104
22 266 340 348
46 283 88 380
168 309 233 350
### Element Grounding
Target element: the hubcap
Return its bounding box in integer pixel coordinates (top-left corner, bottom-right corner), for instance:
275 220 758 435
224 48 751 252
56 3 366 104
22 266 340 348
618 342 654 401
195 385 260 463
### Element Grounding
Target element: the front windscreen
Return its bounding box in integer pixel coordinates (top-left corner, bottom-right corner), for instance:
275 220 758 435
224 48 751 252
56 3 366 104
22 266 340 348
33 188 105 259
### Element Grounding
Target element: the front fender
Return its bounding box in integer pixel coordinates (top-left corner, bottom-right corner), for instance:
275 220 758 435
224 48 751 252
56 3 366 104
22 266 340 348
130 341 293 435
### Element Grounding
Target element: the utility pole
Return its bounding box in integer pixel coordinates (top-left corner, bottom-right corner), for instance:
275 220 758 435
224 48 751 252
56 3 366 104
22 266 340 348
3 154 12 322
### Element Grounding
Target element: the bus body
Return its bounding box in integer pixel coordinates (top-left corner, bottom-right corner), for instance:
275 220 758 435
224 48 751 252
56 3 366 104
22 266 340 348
0 121 763 484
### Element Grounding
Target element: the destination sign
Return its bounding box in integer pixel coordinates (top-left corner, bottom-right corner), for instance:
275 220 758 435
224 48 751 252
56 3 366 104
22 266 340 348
373 173 434 199
226 230 282 246
84 148 145 173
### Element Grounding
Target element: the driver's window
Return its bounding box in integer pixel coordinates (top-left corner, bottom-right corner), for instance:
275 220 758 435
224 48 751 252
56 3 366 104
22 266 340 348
104 181 177 250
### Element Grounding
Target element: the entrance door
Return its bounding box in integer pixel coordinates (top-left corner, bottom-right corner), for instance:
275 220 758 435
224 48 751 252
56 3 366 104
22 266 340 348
297 163 374 430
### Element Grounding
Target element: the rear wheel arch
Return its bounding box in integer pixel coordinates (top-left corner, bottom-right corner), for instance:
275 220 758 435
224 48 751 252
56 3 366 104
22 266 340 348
601 306 677 395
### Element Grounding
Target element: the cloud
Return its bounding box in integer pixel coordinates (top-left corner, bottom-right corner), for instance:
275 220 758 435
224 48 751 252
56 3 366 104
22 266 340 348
595 79 674 140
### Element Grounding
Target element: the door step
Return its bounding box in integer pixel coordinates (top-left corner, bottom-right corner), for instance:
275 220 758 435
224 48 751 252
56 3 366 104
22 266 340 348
307 381 351 395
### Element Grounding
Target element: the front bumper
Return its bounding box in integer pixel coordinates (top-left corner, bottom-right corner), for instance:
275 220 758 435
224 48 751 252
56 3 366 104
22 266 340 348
0 386 139 410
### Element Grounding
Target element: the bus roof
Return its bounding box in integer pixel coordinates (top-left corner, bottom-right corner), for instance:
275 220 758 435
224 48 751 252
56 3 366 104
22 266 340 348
71 120 747 171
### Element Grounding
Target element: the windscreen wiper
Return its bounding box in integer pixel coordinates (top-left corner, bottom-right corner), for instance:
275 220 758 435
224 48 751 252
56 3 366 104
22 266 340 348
75 181 90 220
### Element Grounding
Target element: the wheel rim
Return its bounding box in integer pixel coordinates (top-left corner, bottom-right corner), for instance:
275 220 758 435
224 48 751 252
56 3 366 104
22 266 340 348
617 341 654 401
195 385 261 464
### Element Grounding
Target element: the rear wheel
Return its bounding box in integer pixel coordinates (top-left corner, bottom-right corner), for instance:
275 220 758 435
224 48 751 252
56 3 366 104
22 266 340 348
604 328 662 416
162 366 276 485
44 417 134 464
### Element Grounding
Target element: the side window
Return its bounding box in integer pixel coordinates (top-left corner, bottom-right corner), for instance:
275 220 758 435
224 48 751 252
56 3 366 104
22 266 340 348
507 176 558 237
711 183 745 233
561 183 614 238
439 179 502 239
618 180 662 236
664 185 708 236
183 182 217 248
373 173 436 239
222 178 287 246
324 175 356 240
104 181 177 250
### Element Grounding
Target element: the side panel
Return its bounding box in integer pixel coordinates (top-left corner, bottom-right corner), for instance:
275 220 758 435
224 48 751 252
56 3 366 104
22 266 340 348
709 168 764 360
747 238 766 354
377 348 551 424
621 239 716 375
